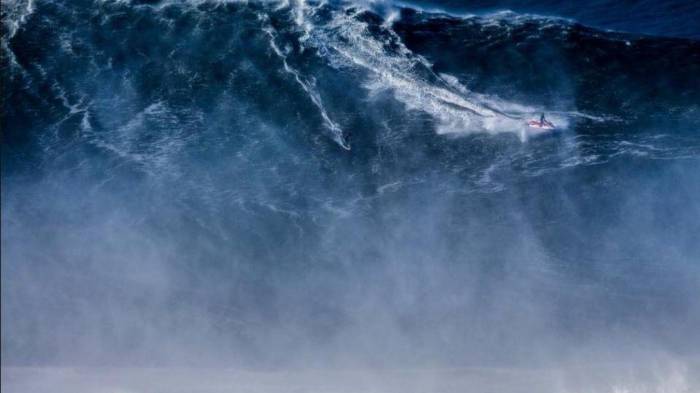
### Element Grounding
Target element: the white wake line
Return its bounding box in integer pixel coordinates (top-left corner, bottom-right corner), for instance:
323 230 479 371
330 45 495 117
261 22 350 150
546 110 621 122
327 42 530 134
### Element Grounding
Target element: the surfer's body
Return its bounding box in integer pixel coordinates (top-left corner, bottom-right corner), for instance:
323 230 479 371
528 113 555 130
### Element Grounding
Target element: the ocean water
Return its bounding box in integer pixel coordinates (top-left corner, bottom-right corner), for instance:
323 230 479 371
2 0 700 391
407 0 700 39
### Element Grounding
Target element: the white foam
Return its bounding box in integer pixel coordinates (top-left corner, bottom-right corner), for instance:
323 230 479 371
2 0 35 39
261 12 350 150
288 1 536 137
1 0 35 72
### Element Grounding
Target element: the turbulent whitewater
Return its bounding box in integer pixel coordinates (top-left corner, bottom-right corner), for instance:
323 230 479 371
2 0 700 391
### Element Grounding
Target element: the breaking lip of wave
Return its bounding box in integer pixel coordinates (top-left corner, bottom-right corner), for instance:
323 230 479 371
375 0 578 25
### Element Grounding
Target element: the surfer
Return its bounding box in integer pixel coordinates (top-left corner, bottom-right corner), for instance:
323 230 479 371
538 113 554 128
527 113 555 130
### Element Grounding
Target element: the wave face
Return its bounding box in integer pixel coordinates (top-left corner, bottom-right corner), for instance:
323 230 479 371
2 0 700 386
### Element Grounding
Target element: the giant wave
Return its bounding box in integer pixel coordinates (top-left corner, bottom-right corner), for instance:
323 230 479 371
2 0 700 391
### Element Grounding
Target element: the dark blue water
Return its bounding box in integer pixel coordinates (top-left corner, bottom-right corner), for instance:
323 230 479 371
408 0 700 39
2 0 700 375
